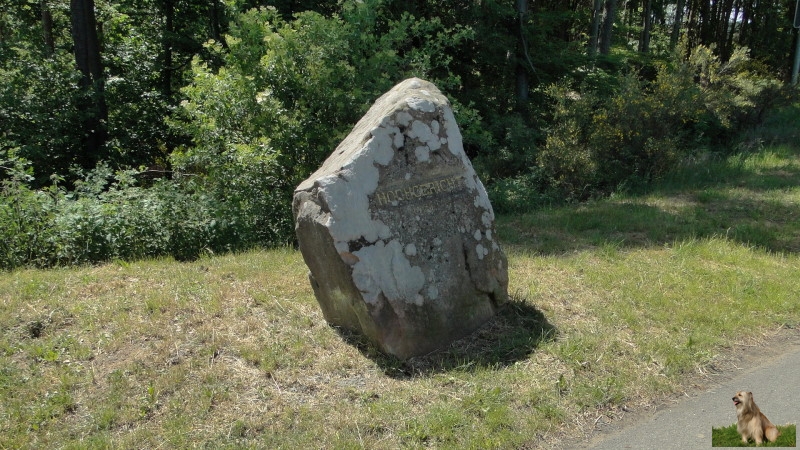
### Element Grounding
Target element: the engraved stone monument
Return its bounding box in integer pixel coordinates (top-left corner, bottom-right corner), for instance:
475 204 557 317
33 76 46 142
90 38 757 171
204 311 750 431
292 78 508 359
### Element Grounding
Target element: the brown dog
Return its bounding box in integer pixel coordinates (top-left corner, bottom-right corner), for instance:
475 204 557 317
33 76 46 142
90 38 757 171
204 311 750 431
732 391 780 445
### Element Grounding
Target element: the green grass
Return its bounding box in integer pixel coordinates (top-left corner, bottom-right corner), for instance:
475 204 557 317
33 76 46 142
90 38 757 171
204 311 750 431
712 424 796 447
1 110 800 448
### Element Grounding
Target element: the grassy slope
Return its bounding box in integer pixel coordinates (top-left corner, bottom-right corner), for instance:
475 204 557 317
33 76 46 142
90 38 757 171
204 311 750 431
1 108 799 448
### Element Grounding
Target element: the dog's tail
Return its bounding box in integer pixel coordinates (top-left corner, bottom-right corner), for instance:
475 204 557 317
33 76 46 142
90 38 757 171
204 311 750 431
765 425 780 443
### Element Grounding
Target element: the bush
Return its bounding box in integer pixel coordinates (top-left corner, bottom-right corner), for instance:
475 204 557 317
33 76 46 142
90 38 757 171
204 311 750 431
169 5 480 248
0 154 59 269
0 158 227 269
487 169 555 214
1 4 487 270
535 45 787 201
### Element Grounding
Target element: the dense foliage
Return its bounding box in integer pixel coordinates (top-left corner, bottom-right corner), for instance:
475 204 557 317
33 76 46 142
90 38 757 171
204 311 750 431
1 0 798 268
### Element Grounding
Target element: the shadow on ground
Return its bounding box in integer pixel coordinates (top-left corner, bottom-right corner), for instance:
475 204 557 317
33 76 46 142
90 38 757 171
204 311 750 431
336 294 556 378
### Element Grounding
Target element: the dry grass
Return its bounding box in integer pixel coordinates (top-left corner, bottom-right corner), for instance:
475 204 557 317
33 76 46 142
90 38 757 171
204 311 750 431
3 241 798 448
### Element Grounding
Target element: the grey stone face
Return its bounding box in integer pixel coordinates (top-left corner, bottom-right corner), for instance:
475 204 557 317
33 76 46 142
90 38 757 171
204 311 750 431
293 78 508 359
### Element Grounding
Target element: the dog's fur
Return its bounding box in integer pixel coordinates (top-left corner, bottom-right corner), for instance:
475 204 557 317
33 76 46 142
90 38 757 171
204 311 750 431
732 391 780 445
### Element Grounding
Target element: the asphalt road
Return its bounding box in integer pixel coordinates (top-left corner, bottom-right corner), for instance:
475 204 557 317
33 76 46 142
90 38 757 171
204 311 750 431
580 333 800 449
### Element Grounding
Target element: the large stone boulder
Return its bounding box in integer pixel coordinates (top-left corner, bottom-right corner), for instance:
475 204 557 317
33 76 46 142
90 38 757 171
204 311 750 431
292 78 508 359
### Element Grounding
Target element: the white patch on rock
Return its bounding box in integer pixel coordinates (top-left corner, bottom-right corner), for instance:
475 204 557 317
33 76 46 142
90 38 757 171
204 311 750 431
408 119 442 152
393 131 405 149
378 225 392 240
334 241 349 254
476 243 486 260
404 243 417 256
415 146 430 162
407 97 436 112
352 240 425 307
443 107 464 158
409 120 433 143
481 211 493 228
367 126 398 166
427 285 439 300
316 122 402 248
473 229 482 241
318 175 377 243
395 111 413 127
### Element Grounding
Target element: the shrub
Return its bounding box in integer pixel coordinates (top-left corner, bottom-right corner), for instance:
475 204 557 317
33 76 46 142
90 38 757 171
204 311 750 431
535 45 787 201
0 154 59 269
1 158 223 269
1 4 486 270
487 169 555 214
169 5 480 248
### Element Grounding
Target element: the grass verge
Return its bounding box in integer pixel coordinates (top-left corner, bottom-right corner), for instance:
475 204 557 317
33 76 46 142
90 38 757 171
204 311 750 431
2 113 799 448
712 424 796 447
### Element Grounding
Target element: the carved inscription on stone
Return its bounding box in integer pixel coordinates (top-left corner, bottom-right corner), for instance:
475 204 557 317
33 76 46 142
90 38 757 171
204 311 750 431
372 174 464 206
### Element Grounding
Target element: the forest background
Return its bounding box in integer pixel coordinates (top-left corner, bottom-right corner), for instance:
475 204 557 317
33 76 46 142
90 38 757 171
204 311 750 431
1 0 799 269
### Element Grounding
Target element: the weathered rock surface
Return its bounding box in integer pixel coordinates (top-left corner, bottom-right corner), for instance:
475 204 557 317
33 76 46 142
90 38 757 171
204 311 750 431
292 78 508 359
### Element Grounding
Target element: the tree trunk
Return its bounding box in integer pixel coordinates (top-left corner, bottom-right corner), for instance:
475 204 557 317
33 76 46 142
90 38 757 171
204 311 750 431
589 0 603 58
41 0 54 56
727 0 741 54
699 0 712 45
70 0 108 169
599 0 616 55
639 0 652 52
670 0 685 50
210 0 222 44
685 0 697 49
716 0 735 58
515 0 530 106
161 0 175 99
